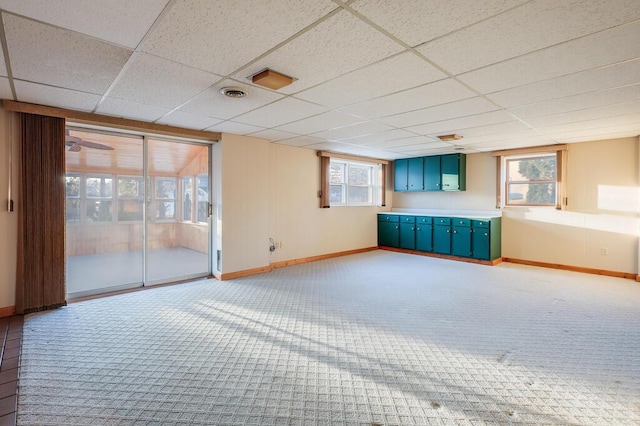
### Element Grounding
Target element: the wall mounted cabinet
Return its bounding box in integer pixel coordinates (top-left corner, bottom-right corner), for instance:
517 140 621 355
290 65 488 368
394 154 465 192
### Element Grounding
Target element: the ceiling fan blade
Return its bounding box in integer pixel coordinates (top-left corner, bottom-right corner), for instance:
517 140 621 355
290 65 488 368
66 135 83 144
68 143 82 152
77 140 114 150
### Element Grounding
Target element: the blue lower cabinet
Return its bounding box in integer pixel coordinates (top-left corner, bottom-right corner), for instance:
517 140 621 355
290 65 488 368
433 227 451 254
471 218 501 260
452 225 472 257
415 223 433 251
378 215 399 247
399 222 416 249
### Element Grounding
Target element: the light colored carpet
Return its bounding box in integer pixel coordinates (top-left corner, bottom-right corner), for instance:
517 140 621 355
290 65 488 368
18 250 640 425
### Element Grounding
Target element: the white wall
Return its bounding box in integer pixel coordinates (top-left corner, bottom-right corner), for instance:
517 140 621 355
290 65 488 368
0 108 18 310
502 137 639 274
218 135 388 274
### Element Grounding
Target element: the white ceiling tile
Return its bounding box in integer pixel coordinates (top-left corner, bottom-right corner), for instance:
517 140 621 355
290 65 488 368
509 84 640 118
396 147 461 156
0 77 11 99
14 80 100 111
554 130 640 143
419 0 640 75
341 78 476 119
156 110 222 130
108 53 221 109
233 97 327 128
405 110 516 135
95 98 171 122
275 136 324 147
140 0 338 76
453 129 547 146
546 122 640 141
524 100 640 127
295 52 445 107
312 121 394 141
206 121 264 135
236 11 404 94
0 0 170 48
302 141 360 152
351 0 529 46
337 129 419 146
538 113 640 135
388 140 454 152
275 111 364 135
372 137 450 150
180 79 283 120
380 97 499 128
248 129 300 142
458 21 640 93
487 59 640 108
469 138 556 151
434 121 530 140
3 13 132 94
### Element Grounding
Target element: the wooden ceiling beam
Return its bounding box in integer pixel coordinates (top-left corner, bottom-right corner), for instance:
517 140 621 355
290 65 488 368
2 99 221 142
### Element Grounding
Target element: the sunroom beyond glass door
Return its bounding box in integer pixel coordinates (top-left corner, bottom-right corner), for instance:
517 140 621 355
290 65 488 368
145 138 210 285
65 129 144 298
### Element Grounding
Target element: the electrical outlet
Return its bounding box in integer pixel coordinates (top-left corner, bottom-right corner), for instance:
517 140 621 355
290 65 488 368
600 247 608 256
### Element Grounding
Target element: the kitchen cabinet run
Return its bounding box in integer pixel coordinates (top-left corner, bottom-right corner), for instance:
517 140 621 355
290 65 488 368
378 213 501 262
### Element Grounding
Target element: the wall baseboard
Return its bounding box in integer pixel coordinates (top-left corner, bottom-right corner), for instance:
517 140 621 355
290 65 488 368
0 306 16 318
271 247 377 269
216 247 378 281
379 246 502 266
503 257 637 280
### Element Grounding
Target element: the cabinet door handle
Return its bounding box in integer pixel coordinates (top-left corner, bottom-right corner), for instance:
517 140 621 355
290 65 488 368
411 227 414 230
446 229 450 233
484 233 488 236
416 227 420 231
453 230 457 234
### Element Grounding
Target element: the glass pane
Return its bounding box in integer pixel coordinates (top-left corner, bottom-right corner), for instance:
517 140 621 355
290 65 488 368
118 199 143 221
86 176 112 198
156 178 176 199
66 130 144 299
508 156 556 182
156 201 175 220
508 182 556 205
196 174 208 223
65 175 80 197
118 177 143 198
348 165 371 185
66 199 80 222
348 186 371 204
147 140 210 284
86 200 113 222
182 177 193 222
330 184 344 204
330 162 345 184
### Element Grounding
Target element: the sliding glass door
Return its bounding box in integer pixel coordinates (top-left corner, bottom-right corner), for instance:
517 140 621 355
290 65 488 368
145 138 210 285
65 128 211 298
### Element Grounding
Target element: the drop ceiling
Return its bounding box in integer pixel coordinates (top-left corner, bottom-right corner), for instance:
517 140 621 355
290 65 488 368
1 0 639 160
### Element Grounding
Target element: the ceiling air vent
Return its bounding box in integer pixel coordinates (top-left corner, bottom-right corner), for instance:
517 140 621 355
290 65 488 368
219 86 247 98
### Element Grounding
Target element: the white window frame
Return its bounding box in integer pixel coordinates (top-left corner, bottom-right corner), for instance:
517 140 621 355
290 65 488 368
329 158 381 207
85 173 114 223
154 177 178 222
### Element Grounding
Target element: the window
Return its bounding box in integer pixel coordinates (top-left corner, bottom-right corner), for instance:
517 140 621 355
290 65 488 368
182 177 193 222
505 154 557 206
85 174 113 222
196 174 209 223
155 177 177 221
117 176 144 221
65 174 80 223
329 159 380 206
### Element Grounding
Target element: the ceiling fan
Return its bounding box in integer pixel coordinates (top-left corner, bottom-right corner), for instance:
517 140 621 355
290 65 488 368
65 130 114 152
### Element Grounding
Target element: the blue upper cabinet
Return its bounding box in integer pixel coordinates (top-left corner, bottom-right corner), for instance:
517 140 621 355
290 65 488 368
394 154 465 192
407 158 424 191
423 155 441 191
394 159 409 192
440 154 466 191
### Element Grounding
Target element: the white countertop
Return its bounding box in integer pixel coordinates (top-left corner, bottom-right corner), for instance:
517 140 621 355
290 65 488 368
378 208 502 219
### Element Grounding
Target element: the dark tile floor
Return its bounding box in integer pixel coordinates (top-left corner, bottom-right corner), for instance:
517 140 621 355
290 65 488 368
0 316 22 426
